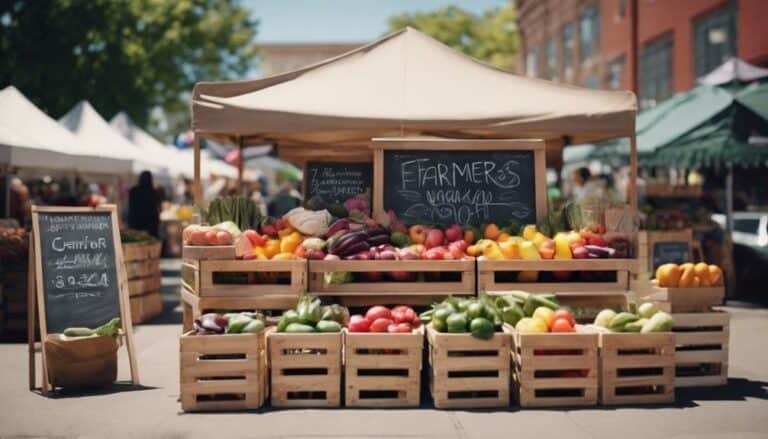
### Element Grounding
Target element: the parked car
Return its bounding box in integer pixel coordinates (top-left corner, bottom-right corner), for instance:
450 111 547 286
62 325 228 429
711 212 768 297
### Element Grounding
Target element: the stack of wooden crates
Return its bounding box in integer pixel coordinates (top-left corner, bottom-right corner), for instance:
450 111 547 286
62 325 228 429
123 241 163 324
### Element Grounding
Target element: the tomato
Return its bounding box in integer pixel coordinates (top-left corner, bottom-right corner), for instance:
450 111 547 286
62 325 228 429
365 306 392 323
387 322 413 333
204 230 218 245
424 248 444 260
348 315 370 332
550 318 575 333
448 244 464 260
369 317 394 333
391 306 416 324
550 309 576 327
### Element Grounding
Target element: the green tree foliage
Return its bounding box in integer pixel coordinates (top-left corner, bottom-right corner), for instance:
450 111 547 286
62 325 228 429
388 4 520 70
0 0 258 137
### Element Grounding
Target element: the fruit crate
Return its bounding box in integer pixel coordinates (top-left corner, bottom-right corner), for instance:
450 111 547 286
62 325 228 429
124 258 160 279
599 332 675 405
344 328 424 407
122 241 162 262
477 259 635 294
426 326 510 409
554 293 629 323
127 273 162 298
307 258 476 298
179 330 267 412
130 291 163 324
633 280 724 313
672 312 729 387
182 245 236 261
504 325 599 407
268 330 342 408
182 259 307 298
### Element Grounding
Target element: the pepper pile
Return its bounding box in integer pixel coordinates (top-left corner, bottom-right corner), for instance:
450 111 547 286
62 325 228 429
276 296 349 333
194 312 265 335
347 305 421 333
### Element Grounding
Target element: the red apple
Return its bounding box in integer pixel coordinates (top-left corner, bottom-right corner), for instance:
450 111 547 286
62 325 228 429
449 240 468 252
424 248 445 260
448 244 464 260
425 229 445 249
445 224 462 243
538 239 555 259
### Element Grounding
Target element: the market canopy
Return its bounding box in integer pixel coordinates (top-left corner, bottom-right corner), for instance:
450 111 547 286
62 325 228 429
192 27 636 148
698 57 768 86
0 86 132 174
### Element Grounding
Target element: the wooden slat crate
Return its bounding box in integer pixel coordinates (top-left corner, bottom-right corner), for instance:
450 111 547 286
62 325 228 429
505 325 599 407
127 274 162 297
130 292 163 324
344 328 424 407
672 312 729 387
122 241 162 262
478 259 635 294
633 280 724 313
125 259 160 280
268 331 342 408
426 326 510 409
182 245 236 261
308 259 476 297
184 259 307 298
180 330 267 412
599 332 675 405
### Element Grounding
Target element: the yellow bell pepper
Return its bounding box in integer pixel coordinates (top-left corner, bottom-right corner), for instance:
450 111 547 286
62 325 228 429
496 232 511 243
482 241 504 260
277 226 296 239
272 252 296 260
253 247 269 260
466 245 480 257
522 225 538 241
554 234 572 259
264 239 281 259
499 240 520 259
280 231 302 254
532 232 549 248
518 240 540 281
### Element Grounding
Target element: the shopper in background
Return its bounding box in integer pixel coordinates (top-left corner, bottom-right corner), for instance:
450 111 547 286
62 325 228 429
570 167 598 202
128 171 160 237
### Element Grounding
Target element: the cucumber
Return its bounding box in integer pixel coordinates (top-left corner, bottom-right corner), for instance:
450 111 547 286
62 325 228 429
315 320 342 333
284 323 317 333
523 294 559 316
624 318 647 333
63 327 95 337
609 312 640 332
641 312 674 333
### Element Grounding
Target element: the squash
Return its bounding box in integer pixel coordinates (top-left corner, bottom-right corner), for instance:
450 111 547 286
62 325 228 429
656 263 682 288
708 265 723 286
694 262 710 286
691 275 701 287
678 263 695 287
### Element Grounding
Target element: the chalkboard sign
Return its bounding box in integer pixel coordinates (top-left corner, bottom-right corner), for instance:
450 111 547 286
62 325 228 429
305 161 372 205
34 210 122 333
652 241 690 271
382 148 538 226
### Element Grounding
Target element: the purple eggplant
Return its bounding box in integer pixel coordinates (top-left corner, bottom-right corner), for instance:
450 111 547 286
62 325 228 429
324 219 350 238
584 245 616 259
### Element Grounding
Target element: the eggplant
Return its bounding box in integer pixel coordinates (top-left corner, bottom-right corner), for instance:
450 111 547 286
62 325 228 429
196 313 225 334
338 240 370 258
584 245 616 259
366 234 391 247
329 230 367 255
324 219 350 238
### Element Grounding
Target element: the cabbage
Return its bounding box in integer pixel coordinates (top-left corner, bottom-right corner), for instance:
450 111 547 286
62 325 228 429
324 271 352 285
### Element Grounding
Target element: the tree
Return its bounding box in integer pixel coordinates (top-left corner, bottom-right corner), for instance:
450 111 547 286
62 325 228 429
388 4 520 70
0 0 259 139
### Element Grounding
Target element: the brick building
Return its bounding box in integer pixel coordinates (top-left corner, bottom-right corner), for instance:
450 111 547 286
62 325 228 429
516 0 768 108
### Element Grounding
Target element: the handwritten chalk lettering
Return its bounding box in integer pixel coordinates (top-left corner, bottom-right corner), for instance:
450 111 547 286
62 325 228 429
400 159 521 190
51 236 108 252
50 291 104 300
53 272 109 290
52 253 108 270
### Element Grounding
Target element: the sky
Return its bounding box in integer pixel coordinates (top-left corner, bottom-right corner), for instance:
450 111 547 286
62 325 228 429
245 0 510 43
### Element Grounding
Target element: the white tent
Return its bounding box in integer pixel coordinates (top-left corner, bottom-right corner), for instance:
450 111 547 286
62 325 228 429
0 86 131 174
110 112 192 178
698 57 768 86
59 101 168 175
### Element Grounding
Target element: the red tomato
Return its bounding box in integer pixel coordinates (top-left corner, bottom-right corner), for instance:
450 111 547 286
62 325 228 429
550 309 576 327
348 315 370 332
365 305 392 323
391 306 416 324
448 244 464 260
550 318 575 333
204 230 218 245
244 229 260 246
424 249 444 260
387 322 413 333
410 316 421 328
370 317 394 333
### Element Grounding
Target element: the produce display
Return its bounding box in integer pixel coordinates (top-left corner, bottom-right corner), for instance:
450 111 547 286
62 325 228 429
62 318 121 338
655 262 723 287
420 296 503 339
494 292 578 334
120 229 159 244
193 311 265 335
0 226 28 265
592 303 673 333
203 196 262 231
347 305 421 333
275 296 349 333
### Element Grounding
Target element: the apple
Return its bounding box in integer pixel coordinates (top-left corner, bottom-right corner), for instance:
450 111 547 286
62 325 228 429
425 229 445 249
448 244 464 260
445 224 462 242
409 225 427 244
424 248 445 260
389 271 415 281
449 239 468 252
538 239 555 259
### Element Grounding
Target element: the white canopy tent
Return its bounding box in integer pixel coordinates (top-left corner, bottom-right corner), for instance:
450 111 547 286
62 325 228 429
59 101 168 176
698 57 768 86
0 86 131 174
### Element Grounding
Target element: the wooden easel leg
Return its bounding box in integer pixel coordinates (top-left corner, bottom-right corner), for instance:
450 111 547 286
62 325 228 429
27 241 35 391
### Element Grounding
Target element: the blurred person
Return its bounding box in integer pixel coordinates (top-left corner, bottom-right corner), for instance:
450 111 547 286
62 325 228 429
9 177 30 226
128 171 160 237
268 172 301 217
570 167 597 202
250 181 267 216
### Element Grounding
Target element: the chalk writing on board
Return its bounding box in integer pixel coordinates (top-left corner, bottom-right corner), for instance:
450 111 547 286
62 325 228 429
306 162 372 205
384 150 536 226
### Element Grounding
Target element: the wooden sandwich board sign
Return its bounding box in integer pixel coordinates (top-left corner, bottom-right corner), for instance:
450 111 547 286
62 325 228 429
372 138 546 227
648 229 693 272
28 205 139 395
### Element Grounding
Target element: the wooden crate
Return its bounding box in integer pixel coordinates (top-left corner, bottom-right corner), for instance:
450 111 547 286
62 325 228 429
125 258 160 280
555 293 628 323
344 328 424 407
182 245 236 261
672 312 729 387
130 291 163 324
180 330 267 412
268 331 342 408
122 241 162 262
426 326 510 409
599 332 675 405
478 259 635 294
181 287 299 330
505 325 599 407
127 273 162 297
633 279 724 313
183 259 307 298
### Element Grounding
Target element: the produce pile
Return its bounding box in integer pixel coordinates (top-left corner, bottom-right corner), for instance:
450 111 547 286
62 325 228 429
655 262 723 287
193 312 265 335
275 296 349 333
495 292 578 333
347 305 421 333
0 227 28 265
592 303 673 333
120 229 159 243
62 318 121 338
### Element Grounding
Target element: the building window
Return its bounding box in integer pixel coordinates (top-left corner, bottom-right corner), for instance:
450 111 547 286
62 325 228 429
580 5 600 63
606 55 625 89
562 23 574 79
618 0 627 18
546 38 557 80
584 75 599 89
640 34 673 109
693 2 737 79
526 47 539 77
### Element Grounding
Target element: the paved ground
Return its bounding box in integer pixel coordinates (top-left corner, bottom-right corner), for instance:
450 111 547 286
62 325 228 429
1 260 767 439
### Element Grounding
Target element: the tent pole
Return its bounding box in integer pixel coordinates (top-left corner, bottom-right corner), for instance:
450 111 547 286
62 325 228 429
237 136 244 195
629 134 638 213
193 134 202 206
724 164 735 298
